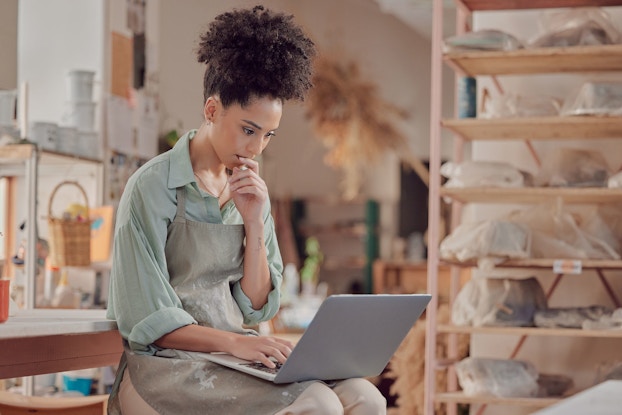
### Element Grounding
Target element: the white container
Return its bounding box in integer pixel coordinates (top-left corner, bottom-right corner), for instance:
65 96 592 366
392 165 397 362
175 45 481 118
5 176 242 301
66 70 95 101
65 101 96 131
57 126 79 155
0 89 17 126
30 121 59 151
78 130 99 159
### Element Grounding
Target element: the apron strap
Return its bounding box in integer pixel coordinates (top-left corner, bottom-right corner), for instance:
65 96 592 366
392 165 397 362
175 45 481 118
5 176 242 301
174 187 187 223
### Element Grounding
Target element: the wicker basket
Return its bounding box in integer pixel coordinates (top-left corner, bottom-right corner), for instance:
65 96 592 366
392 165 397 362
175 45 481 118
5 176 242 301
47 181 91 267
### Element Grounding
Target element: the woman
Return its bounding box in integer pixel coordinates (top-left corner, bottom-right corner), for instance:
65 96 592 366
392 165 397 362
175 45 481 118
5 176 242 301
106 5 386 414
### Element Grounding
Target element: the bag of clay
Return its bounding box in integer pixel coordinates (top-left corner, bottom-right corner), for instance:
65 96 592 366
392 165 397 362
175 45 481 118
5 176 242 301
480 92 561 118
440 161 526 188
443 29 523 52
535 147 610 188
560 82 622 116
452 276 547 327
455 357 540 397
439 220 531 268
506 202 621 260
528 7 621 48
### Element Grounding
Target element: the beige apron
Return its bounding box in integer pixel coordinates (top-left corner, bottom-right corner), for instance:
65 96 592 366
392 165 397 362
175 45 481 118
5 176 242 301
108 187 311 414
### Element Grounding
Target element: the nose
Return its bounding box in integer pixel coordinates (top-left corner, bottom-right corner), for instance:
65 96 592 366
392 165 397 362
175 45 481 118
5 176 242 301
246 135 264 158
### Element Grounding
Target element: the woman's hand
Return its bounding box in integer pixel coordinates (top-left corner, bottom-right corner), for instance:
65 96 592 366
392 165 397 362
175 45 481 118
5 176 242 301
228 157 267 224
230 334 294 368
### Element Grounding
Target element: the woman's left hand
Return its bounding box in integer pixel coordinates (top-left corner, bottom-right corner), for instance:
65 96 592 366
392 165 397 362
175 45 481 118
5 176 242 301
228 157 267 224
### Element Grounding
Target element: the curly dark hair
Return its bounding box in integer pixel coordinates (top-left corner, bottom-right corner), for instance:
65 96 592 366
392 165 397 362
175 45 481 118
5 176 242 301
196 5 316 107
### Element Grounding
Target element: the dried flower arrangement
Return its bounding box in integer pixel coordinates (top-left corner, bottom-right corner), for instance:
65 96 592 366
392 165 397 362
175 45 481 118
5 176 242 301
306 56 429 199
386 304 469 415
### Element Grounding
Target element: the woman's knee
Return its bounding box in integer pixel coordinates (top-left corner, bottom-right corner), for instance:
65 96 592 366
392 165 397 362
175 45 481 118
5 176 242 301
276 382 344 415
333 378 387 415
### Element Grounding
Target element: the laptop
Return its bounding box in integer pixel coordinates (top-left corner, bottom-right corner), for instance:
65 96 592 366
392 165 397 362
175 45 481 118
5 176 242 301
201 293 431 384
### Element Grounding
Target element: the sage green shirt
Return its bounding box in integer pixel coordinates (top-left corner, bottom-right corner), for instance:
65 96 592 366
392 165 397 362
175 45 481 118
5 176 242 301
106 130 283 354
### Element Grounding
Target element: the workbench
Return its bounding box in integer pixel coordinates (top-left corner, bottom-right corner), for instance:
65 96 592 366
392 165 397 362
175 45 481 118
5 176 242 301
0 309 122 379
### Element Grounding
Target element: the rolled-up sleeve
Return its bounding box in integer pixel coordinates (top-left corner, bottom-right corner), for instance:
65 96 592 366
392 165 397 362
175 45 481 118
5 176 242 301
108 217 196 353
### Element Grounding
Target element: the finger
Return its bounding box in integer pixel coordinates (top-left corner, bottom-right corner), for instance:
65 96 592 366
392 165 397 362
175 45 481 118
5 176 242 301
237 156 258 173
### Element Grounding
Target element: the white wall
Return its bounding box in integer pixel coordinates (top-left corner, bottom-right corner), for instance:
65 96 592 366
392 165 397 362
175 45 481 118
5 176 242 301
468 8 622 415
18 0 104 125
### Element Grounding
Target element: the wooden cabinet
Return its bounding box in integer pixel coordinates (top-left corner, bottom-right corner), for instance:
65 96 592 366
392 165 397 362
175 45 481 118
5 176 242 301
425 1 622 414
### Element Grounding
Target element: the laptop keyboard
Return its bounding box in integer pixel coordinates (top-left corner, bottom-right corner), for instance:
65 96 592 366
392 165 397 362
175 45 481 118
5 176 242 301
242 361 283 375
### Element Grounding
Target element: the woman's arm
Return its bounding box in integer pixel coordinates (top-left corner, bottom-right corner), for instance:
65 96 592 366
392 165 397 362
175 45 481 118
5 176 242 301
228 159 276 310
154 324 293 368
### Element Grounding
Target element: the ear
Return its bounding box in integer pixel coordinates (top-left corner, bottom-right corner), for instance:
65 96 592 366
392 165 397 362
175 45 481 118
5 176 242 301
203 96 219 123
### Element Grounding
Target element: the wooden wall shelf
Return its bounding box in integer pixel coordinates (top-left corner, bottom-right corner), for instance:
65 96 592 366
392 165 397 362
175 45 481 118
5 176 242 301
438 324 622 338
459 0 622 12
441 258 622 270
442 116 622 141
440 187 622 205
444 45 622 77
435 392 559 407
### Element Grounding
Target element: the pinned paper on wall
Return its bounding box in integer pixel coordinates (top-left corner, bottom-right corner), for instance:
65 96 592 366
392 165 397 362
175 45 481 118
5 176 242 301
137 95 158 159
90 205 114 263
107 96 134 154
111 31 133 99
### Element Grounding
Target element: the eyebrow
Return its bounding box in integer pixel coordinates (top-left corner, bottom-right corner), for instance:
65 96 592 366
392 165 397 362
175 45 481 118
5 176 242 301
242 119 278 132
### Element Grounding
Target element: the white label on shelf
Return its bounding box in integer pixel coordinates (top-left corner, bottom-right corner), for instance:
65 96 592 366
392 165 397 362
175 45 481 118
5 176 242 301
553 260 582 275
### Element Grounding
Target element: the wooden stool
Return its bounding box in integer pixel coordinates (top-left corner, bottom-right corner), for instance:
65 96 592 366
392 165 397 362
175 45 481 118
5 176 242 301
0 391 108 415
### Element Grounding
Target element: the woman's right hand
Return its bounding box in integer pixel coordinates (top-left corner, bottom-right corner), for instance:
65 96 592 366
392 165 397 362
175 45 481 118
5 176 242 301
230 334 294 368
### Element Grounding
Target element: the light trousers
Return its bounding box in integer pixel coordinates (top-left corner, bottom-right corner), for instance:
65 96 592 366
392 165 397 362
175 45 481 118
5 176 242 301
119 369 387 415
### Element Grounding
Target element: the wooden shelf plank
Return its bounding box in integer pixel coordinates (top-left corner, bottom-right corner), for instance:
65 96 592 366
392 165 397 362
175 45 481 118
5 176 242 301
438 324 622 338
436 392 560 407
440 187 622 205
444 44 622 76
440 258 622 270
442 116 622 141
459 0 622 12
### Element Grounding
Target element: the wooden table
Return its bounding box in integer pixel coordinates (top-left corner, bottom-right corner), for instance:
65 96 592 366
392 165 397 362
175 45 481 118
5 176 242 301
0 309 122 379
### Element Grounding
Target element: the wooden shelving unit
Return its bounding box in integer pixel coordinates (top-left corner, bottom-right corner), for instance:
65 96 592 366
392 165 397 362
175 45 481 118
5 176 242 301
425 1 622 414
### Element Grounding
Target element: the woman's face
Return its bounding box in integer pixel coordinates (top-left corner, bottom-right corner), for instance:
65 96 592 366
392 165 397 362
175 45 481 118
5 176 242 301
208 96 282 169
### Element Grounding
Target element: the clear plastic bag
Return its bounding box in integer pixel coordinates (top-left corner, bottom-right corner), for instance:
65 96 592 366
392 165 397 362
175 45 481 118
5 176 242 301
535 147 611 188
480 92 561 118
560 82 622 116
609 171 622 188
528 7 621 48
455 357 540 397
534 305 612 328
443 29 523 52
440 161 526 188
506 202 621 260
452 276 547 327
439 220 531 266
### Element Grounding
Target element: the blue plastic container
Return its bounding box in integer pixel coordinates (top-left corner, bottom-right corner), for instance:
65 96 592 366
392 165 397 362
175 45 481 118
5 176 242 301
62 374 93 396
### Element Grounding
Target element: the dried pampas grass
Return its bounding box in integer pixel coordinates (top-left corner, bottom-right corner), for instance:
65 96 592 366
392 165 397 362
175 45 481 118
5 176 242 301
386 304 470 415
306 56 428 199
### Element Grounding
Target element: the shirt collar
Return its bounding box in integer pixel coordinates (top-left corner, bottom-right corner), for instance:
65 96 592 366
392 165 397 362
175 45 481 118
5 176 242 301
167 129 197 189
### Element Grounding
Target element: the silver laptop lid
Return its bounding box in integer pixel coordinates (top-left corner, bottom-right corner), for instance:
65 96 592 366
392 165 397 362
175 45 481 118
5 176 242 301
274 293 431 383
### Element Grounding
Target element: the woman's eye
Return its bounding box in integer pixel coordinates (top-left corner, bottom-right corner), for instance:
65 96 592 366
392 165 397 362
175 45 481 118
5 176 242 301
243 127 254 135
265 132 276 139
